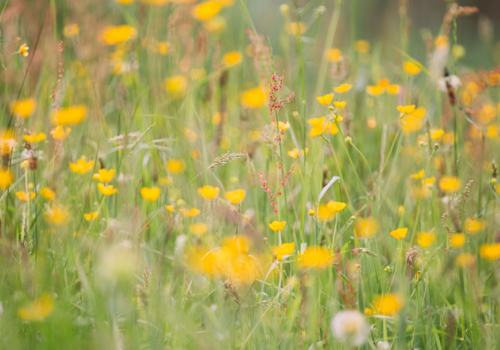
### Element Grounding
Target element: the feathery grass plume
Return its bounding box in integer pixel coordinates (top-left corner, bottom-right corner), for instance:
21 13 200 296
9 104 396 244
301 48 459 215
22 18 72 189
207 151 247 170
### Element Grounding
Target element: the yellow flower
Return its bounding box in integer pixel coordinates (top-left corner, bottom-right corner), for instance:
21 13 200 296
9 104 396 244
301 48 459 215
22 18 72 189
355 217 379 238
288 148 308 159
51 126 71 140
390 228 408 240
326 48 342 63
404 61 421 75
285 22 307 35
439 176 461 193
410 169 425 180
198 185 220 200
52 106 87 125
272 242 295 261
93 169 116 182
417 232 436 248
69 157 95 174
203 16 227 33
165 205 174 212
455 253 475 268
308 209 315 216
180 208 201 218
192 1 223 21
99 25 137 45
241 87 266 109
18 295 54 321
333 101 346 108
298 246 333 269
225 189 246 204
189 223 208 236
397 105 416 114
371 294 403 316
40 187 56 200
268 221 286 232
9 98 36 118
18 43 30 57
159 176 173 186
430 129 444 140
44 206 69 226
365 85 384 96
0 169 14 190
354 40 370 54
480 243 500 261
223 51 242 66
97 183 118 196
23 132 46 143
140 187 161 201
84 211 99 221
317 204 335 221
434 35 449 48
316 93 334 106
116 0 135 4
166 159 186 174
464 218 486 234
449 233 466 248
63 24 80 37
165 75 188 99
387 84 400 95
334 84 352 93
327 201 347 213
16 191 36 202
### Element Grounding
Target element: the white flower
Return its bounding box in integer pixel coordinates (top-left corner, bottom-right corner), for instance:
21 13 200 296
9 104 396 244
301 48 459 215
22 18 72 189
438 75 461 92
330 310 370 346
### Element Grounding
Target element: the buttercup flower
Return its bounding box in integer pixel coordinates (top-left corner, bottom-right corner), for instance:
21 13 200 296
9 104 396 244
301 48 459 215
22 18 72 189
69 157 95 174
180 208 201 218
166 159 186 174
225 189 246 204
93 169 116 182
241 88 266 109
316 93 334 106
84 211 99 221
480 243 500 261
9 99 36 118
18 295 54 321
51 126 71 140
390 228 408 240
371 294 403 316
272 242 295 261
140 187 161 201
23 133 46 143
439 176 461 193
97 183 118 196
52 106 87 125
223 51 242 66
449 233 466 248
269 221 286 232
298 246 333 269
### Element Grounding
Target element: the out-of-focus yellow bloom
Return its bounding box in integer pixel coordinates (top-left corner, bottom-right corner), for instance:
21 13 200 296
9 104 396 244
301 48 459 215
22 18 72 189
141 187 161 201
189 223 208 236
192 1 223 21
166 159 186 174
93 169 116 182
355 217 379 238
371 294 403 316
308 209 315 216
272 242 295 261
241 87 266 109
180 208 201 218
165 205 174 212
404 61 421 75
223 51 242 66
84 211 99 221
51 126 71 140
69 157 95 174
23 132 46 143
365 85 385 96
333 101 346 108
480 243 500 261
327 201 347 213
397 105 416 115
225 189 246 204
390 228 408 240
449 233 466 248
288 148 309 159
410 169 425 180
367 117 377 129
198 185 219 200
354 40 370 54
18 295 54 321
269 221 286 232
308 117 326 136
387 84 400 95
52 106 87 125
417 232 435 248
316 93 334 106
0 169 14 190
455 253 475 268
63 24 80 37
203 16 227 33
9 98 36 118
464 218 485 234
430 129 444 140
97 183 118 196
99 25 137 45
439 176 461 193
44 206 69 226
326 48 342 63
334 84 352 93
0 130 16 155
116 0 135 4
165 75 188 99
285 22 307 35
434 35 449 48
298 246 333 269
19 43 29 57
397 205 405 217
16 191 36 201
317 204 335 221
40 187 56 200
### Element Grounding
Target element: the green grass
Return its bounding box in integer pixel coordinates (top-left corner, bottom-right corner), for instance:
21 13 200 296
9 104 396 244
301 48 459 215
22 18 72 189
1 0 500 349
